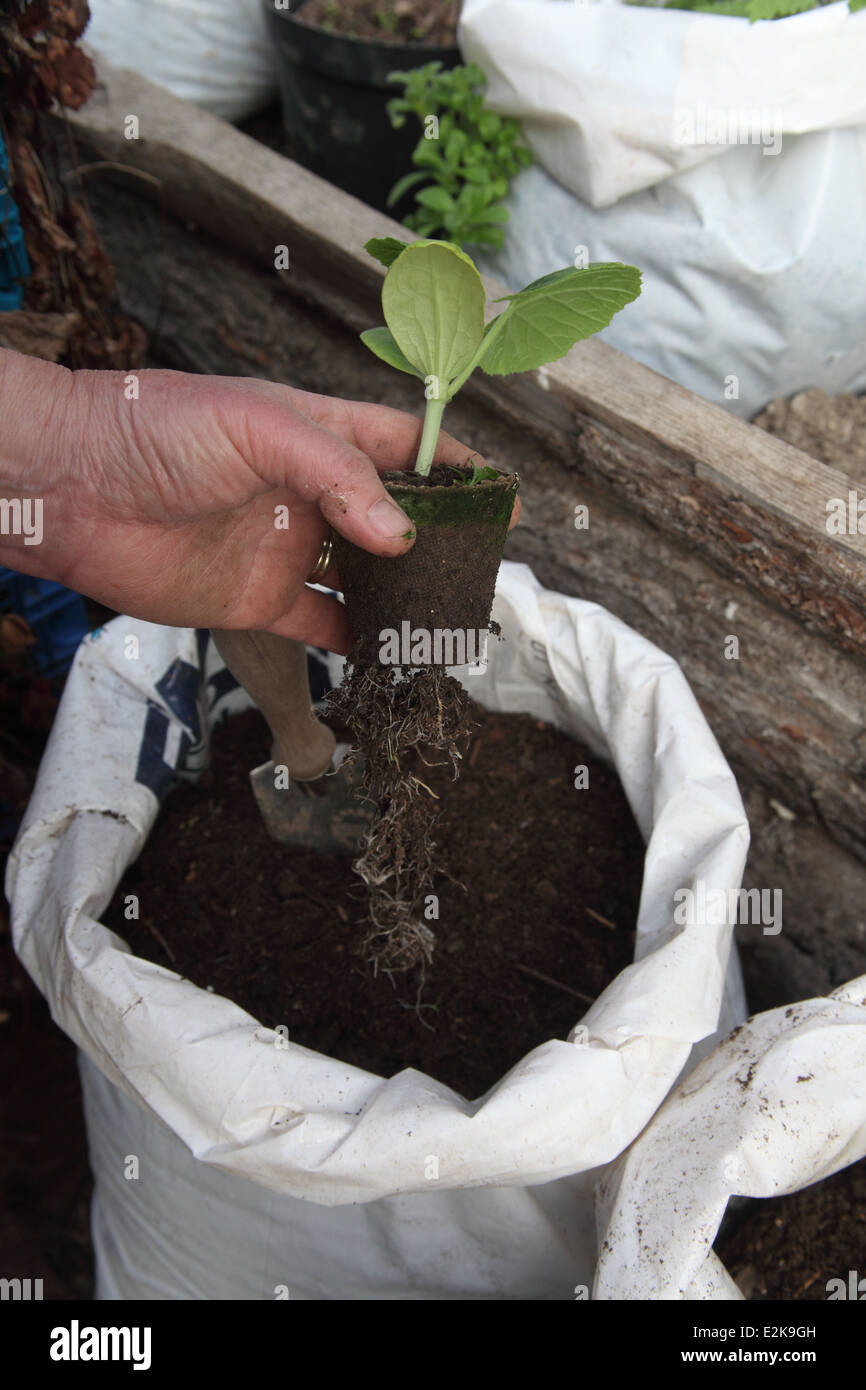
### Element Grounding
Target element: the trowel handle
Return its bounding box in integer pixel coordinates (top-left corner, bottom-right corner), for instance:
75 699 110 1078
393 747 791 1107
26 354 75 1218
211 630 336 782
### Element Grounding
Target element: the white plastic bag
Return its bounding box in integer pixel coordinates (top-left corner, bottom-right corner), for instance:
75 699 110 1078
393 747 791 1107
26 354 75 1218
8 561 749 1298
84 0 277 122
595 976 866 1300
461 0 866 418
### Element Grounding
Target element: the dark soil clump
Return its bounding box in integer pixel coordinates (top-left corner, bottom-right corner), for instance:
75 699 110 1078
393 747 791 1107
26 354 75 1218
296 0 460 46
716 1158 866 1300
106 702 644 1099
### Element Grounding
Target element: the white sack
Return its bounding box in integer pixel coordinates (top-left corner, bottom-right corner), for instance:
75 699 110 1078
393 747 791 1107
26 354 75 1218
460 0 866 208
595 976 866 1300
461 0 866 418
84 0 277 122
8 561 749 1297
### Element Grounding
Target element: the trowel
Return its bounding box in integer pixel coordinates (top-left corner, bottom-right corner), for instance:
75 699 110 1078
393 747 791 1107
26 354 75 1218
211 629 370 856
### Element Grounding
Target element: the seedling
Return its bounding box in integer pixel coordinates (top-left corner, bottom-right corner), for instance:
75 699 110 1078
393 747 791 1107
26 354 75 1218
385 61 532 251
323 236 643 974
361 236 641 475
630 0 865 17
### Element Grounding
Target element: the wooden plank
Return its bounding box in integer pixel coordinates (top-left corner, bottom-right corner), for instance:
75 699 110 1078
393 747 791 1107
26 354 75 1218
54 67 866 1014
65 62 866 666
69 166 866 871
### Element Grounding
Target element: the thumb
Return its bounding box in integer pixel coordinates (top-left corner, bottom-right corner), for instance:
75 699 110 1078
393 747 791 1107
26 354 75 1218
263 408 417 557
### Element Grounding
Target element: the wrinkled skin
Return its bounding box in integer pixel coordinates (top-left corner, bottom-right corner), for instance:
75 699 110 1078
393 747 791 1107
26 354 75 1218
0 351 521 654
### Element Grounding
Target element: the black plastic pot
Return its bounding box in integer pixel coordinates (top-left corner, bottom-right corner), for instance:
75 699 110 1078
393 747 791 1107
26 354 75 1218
262 0 460 215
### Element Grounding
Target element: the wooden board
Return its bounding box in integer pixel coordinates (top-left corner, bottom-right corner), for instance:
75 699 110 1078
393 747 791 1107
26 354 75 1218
55 120 866 1011
60 63 865 863
66 66 866 662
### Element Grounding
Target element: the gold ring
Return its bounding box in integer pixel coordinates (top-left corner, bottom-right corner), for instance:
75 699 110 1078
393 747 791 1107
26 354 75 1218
306 534 333 583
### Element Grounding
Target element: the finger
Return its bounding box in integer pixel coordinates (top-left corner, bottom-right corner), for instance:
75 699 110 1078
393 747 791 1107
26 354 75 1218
306 561 342 592
245 402 419 558
265 584 353 655
310 493 519 591
326 398 479 472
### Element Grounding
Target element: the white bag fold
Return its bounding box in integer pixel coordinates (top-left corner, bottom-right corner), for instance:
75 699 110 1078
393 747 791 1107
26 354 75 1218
8 561 748 1207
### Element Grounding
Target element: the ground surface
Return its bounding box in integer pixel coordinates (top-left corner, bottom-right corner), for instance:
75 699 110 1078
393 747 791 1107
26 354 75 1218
753 389 866 486
0 926 94 1300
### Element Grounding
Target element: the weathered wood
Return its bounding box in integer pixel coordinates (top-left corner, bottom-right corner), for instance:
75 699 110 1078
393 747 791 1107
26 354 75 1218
0 309 81 360
69 168 865 856
463 367 866 660
64 151 866 1014
65 61 866 667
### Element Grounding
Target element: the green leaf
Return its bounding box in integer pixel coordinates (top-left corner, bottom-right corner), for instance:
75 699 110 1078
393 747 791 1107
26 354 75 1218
467 461 501 485
850 0 866 11
360 327 426 379
386 171 429 208
365 236 409 268
415 185 456 214
478 263 642 376
381 240 486 387
478 111 501 141
746 0 815 16
466 204 509 225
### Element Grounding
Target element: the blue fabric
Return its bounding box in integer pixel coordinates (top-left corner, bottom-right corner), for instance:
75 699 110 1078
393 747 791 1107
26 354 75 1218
0 124 30 309
0 569 89 679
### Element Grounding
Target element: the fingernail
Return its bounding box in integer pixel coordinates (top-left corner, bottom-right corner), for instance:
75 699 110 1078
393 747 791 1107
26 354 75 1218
368 495 413 539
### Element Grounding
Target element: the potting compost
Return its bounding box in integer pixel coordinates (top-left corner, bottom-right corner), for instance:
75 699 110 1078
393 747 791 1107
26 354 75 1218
106 701 643 1100
716 1157 866 1300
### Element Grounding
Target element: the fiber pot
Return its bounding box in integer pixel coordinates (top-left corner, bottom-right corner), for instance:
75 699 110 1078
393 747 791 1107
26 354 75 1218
262 0 460 214
7 562 750 1299
332 464 519 659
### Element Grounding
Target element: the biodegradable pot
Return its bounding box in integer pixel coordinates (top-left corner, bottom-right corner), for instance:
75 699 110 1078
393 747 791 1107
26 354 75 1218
262 0 461 215
332 465 520 659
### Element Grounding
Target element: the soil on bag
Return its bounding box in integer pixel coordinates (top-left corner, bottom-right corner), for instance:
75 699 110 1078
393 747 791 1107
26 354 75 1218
716 1157 866 1300
296 0 460 45
105 703 644 1099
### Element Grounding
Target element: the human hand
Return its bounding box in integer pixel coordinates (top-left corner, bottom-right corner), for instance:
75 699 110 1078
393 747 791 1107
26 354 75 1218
0 353 521 654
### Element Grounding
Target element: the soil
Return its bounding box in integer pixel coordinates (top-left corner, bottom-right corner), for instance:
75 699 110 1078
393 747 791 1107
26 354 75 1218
104 702 644 1100
716 1158 866 1300
0 943 93 1300
296 0 460 46
753 388 866 486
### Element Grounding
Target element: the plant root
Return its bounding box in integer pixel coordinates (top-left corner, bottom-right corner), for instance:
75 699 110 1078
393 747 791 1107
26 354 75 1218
321 645 479 972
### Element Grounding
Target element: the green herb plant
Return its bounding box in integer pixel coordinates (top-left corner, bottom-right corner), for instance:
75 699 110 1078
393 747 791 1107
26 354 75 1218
628 0 864 18
384 62 532 251
361 236 643 476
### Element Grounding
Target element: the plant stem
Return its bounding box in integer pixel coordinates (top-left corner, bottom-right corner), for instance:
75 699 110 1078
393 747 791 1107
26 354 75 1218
414 395 447 476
